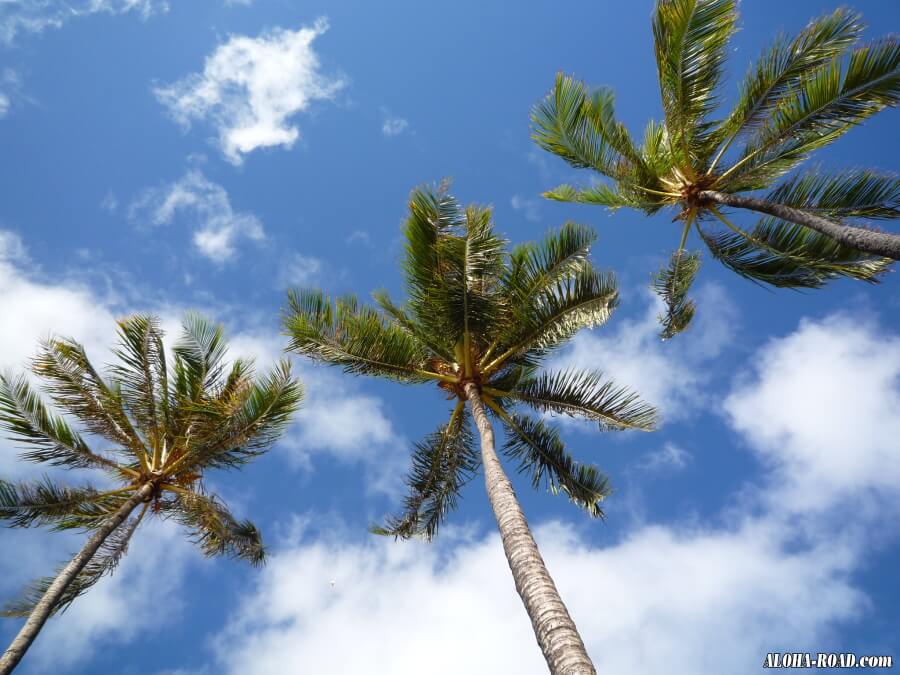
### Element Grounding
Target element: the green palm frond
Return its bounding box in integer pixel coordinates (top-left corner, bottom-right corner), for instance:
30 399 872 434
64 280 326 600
285 289 432 383
371 290 454 361
2 506 146 617
721 37 900 191
489 266 619 371
651 248 701 339
0 373 124 473
0 478 130 531
172 313 229 401
178 359 302 473
542 183 658 211
531 73 644 179
498 411 611 518
372 403 478 541
30 339 146 463
765 170 900 221
110 315 168 457
697 216 891 287
652 0 737 167
432 203 507 346
163 491 265 566
492 370 657 432
716 8 862 150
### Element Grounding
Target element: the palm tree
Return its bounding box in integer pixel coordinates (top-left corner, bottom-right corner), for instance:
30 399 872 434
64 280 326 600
0 314 302 674
531 1 899 339
283 184 656 675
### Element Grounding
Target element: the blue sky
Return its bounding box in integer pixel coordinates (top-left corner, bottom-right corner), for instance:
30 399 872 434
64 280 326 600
0 1 899 673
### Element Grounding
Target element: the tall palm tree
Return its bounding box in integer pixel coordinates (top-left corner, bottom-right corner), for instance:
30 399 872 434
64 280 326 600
0 314 302 674
284 184 656 675
531 1 899 339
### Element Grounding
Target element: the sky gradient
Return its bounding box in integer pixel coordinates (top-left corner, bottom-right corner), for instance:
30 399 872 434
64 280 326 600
0 1 898 673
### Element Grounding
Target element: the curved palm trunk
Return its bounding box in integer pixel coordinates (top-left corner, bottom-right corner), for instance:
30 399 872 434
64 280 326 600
700 190 900 261
464 383 596 675
0 483 153 675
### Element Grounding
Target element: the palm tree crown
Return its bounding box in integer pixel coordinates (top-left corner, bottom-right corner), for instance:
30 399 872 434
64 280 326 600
532 0 899 339
0 314 302 615
284 184 656 539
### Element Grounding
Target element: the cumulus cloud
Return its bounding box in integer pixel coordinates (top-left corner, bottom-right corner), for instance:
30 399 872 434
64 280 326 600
209 517 864 675
3 521 196 674
552 283 738 422
203 309 899 674
154 20 344 164
0 0 168 44
724 314 900 514
128 170 264 263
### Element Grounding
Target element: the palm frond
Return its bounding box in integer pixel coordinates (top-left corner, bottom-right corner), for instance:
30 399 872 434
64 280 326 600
2 506 146 617
499 412 611 518
489 266 619 371
542 183 659 211
697 216 891 287
496 369 657 431
371 290 454 361
372 403 478 541
765 169 900 221
176 359 302 473
0 478 131 530
531 73 644 179
722 37 900 191
651 248 701 339
0 372 123 472
172 313 229 402
502 222 596 313
717 8 862 147
284 289 432 383
30 339 147 463
653 0 737 167
109 315 168 457
163 491 265 566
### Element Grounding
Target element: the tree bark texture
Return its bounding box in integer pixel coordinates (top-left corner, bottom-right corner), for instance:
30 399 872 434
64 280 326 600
700 190 900 261
464 382 596 675
0 482 154 675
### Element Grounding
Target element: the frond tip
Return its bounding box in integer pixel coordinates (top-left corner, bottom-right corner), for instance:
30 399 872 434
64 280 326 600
652 248 701 340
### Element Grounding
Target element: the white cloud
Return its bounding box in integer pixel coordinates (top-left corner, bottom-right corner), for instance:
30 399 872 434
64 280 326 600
13 521 195 673
510 194 540 222
638 441 690 472
552 283 737 422
0 68 24 118
345 230 371 246
381 115 408 137
210 516 864 675
279 253 323 287
724 314 900 514
154 20 344 164
205 309 899 674
0 0 168 44
128 170 264 263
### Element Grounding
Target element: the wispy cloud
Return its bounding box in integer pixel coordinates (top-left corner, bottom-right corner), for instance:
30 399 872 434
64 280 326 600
128 170 264 263
0 0 168 45
510 194 541 222
154 19 344 164
638 442 691 472
381 115 409 137
279 252 323 287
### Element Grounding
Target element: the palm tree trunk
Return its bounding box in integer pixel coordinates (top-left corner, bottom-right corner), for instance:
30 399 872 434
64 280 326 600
700 190 900 260
464 382 596 675
0 483 154 675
